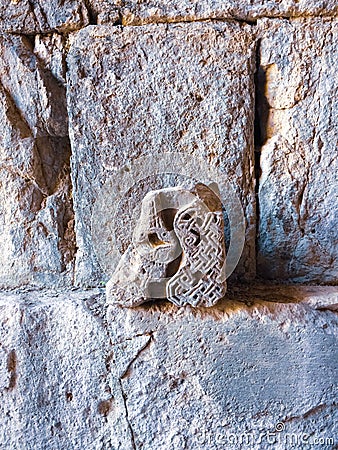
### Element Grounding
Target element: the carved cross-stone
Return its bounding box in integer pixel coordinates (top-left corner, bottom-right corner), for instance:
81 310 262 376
106 183 226 307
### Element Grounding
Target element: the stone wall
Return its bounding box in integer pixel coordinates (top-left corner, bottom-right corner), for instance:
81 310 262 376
257 18 338 283
1 288 337 448
0 1 337 449
0 3 337 287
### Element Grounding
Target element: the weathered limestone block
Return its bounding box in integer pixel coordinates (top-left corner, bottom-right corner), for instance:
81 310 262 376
0 34 75 288
106 287 338 449
0 0 89 34
67 22 256 287
86 0 121 24
34 33 68 85
257 18 338 283
1 287 337 449
0 290 115 449
89 0 338 26
107 184 226 307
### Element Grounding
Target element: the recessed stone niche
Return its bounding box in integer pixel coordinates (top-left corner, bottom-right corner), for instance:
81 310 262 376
66 22 256 287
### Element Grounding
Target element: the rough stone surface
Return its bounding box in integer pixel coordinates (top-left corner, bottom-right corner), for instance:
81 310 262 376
257 18 338 283
88 1 338 26
107 184 227 307
0 33 75 288
0 5 337 448
34 33 68 86
107 294 338 449
1 287 337 449
0 289 113 449
0 0 89 34
86 0 121 24
67 22 256 287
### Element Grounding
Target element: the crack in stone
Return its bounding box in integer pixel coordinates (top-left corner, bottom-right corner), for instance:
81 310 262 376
0 81 33 138
5 349 18 391
35 1 49 31
316 306 338 314
253 37 265 258
82 0 99 25
120 333 153 379
118 378 137 450
284 403 337 423
26 0 49 32
134 16 256 26
110 331 155 347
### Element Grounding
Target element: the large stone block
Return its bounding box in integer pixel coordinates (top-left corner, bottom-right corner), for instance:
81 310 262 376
88 0 338 26
0 34 75 288
0 290 114 449
1 287 337 449
107 285 338 449
67 22 256 287
0 0 89 34
257 18 338 283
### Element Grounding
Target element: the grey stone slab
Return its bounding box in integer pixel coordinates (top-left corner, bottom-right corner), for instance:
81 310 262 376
0 290 113 449
106 287 337 449
1 287 337 449
0 33 75 288
66 22 256 287
0 0 89 34
88 0 338 26
257 18 338 283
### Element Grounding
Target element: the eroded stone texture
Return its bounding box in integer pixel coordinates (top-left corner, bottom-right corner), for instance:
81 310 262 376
107 184 226 307
1 287 337 449
0 290 116 449
88 0 338 26
257 18 338 283
0 34 75 288
67 22 256 287
86 0 121 24
0 0 89 34
106 288 338 450
34 33 68 85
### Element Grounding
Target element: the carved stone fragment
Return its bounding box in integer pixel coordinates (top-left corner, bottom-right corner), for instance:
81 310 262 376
106 183 226 307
